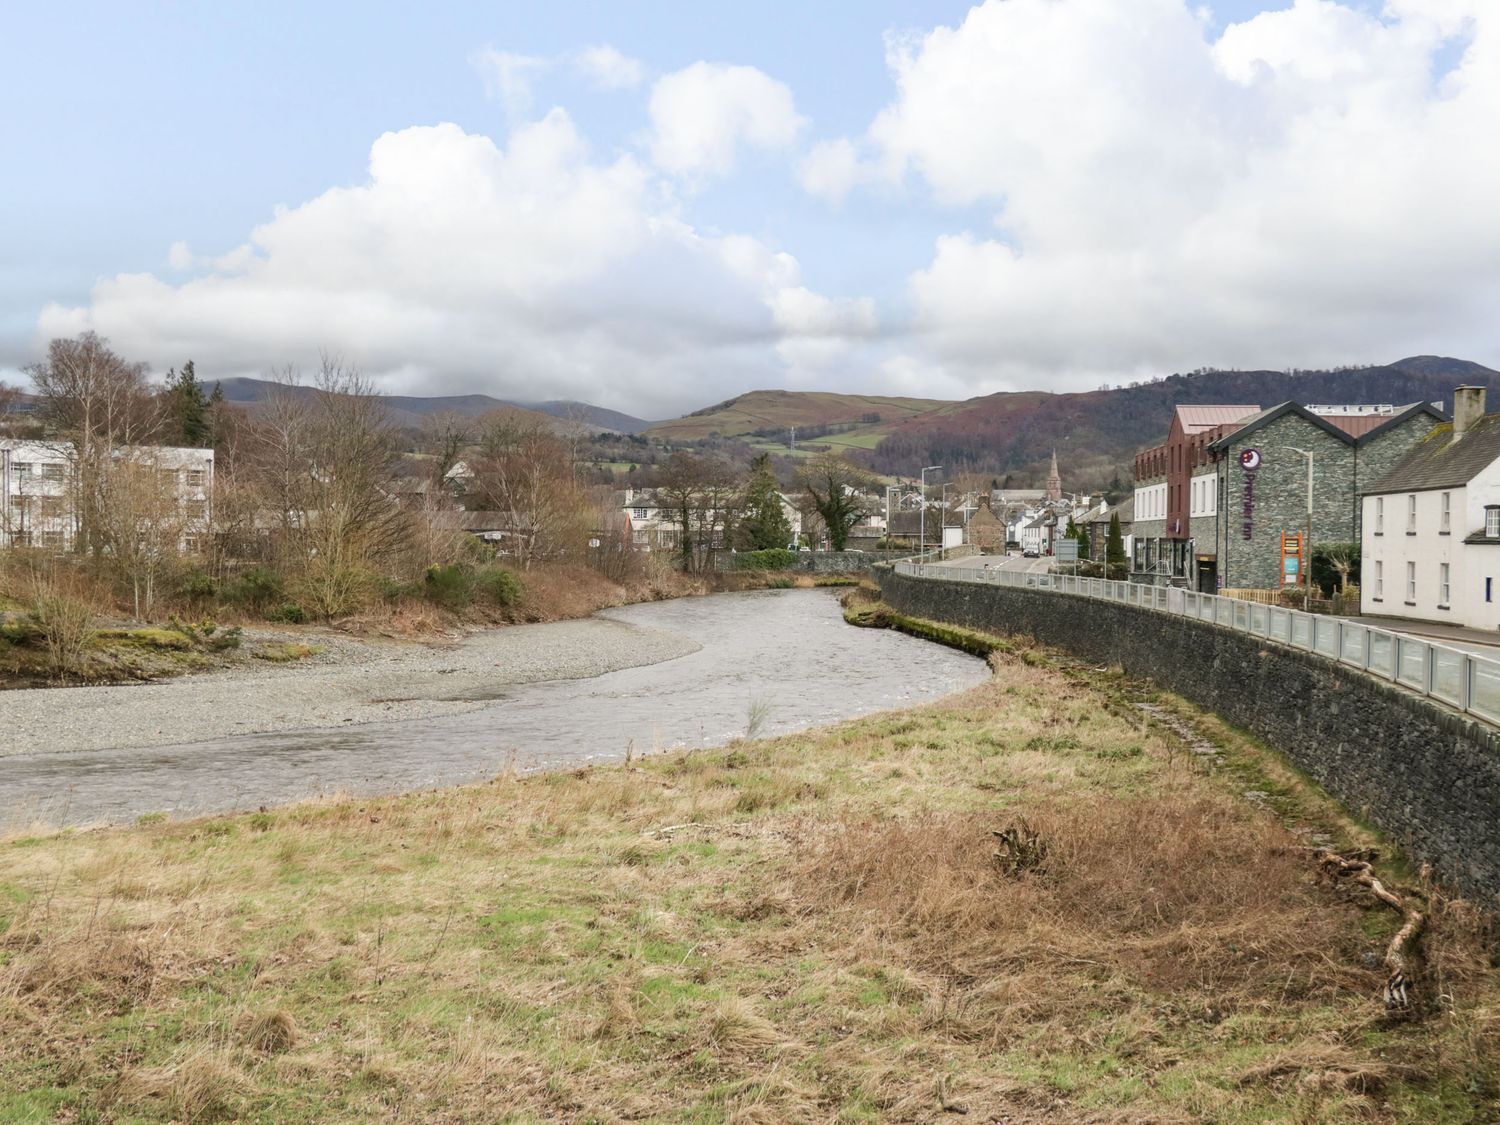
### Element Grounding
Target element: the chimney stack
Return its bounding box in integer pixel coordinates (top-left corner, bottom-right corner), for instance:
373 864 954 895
1453 386 1487 438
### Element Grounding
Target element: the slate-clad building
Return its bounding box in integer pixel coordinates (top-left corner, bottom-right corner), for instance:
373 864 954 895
1207 402 1445 590
1132 400 1446 590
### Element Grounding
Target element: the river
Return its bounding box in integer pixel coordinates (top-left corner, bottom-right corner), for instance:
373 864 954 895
1 589 988 829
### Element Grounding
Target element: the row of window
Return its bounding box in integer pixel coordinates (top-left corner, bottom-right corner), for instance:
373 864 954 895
1189 475 1217 517
7 462 65 482
1373 560 1459 607
1371 492 1500 536
6 496 210 519
1136 483 1167 520
7 463 208 487
3 531 205 552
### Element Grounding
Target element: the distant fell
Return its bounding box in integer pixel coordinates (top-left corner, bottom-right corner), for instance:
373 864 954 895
645 389 951 442
212 377 651 434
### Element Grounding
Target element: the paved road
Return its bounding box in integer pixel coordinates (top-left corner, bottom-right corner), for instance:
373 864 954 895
934 553 1053 574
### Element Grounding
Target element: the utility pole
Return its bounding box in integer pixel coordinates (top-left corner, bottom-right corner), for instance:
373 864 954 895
920 465 942 556
1281 446 1315 588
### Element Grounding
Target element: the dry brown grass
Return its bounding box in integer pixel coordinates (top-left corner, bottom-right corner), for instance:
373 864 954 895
0 635 1495 1121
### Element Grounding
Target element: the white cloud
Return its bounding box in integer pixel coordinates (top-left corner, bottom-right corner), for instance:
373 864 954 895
769 286 877 377
471 48 549 119
648 62 806 179
817 0 1500 388
167 241 194 271
39 117 864 417
798 138 862 204
574 44 645 90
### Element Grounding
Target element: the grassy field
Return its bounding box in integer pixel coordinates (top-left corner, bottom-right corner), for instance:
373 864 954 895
0 621 1495 1121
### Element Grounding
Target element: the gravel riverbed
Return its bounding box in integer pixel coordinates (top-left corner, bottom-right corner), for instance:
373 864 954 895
1 616 701 758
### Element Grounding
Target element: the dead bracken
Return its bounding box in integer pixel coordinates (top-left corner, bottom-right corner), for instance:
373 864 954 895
0 631 1495 1121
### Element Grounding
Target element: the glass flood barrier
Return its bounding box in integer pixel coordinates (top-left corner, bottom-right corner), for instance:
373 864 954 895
895 562 1500 727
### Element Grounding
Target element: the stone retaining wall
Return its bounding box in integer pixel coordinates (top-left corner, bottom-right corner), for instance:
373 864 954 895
878 568 1500 904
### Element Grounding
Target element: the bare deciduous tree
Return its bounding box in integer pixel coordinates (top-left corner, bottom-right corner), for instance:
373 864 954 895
470 411 590 568
658 452 741 574
420 411 473 489
26 332 162 557
101 454 190 620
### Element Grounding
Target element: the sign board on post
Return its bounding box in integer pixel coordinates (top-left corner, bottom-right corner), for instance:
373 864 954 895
1054 539 1079 563
1281 532 1303 586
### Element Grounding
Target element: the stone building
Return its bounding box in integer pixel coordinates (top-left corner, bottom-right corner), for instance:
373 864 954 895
1132 405 1260 582
964 499 1008 553
1044 450 1062 502
1206 401 1446 590
1083 497 1132 565
1132 400 1446 589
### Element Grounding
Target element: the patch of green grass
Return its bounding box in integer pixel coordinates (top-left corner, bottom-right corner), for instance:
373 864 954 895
251 642 323 663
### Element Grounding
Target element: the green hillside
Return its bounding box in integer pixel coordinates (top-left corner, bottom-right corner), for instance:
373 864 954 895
645 390 950 447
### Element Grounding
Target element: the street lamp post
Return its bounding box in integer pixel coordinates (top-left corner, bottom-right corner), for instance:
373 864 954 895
920 465 942 556
1280 446 1314 588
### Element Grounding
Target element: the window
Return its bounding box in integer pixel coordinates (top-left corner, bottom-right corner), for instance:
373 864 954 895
1375 560 1383 599
1488 577 1493 604
1440 563 1451 607
1487 507 1500 538
183 535 201 554
1375 496 1384 533
1441 492 1451 532
633 507 648 519
7 495 21 513
11 461 32 477
1406 561 1416 603
1407 494 1417 532
40 464 64 482
186 469 206 488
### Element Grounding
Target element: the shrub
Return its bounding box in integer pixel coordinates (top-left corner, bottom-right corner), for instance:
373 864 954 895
27 573 96 676
177 567 218 604
225 567 285 612
377 576 420 603
423 563 474 610
735 548 799 571
476 566 523 607
265 603 306 625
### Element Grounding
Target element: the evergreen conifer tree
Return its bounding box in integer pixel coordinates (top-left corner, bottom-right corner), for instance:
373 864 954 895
1106 512 1127 578
164 360 210 446
736 453 793 550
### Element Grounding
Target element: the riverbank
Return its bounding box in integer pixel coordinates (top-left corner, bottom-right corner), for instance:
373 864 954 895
0 614 701 758
2 623 1493 1121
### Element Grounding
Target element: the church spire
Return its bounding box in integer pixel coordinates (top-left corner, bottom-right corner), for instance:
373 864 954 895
1046 448 1062 501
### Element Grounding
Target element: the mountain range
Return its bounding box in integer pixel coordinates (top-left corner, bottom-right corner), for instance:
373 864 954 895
862 356 1498 487
130 358 1500 488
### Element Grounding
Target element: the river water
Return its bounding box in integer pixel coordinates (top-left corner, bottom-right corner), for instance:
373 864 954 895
1 589 988 829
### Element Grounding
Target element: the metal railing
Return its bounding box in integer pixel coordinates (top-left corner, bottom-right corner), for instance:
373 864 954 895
895 560 1500 728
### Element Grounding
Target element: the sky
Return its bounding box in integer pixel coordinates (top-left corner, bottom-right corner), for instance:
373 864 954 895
2 0 1496 418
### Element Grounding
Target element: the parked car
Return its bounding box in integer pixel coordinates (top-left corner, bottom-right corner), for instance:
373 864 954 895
1022 547 1040 558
